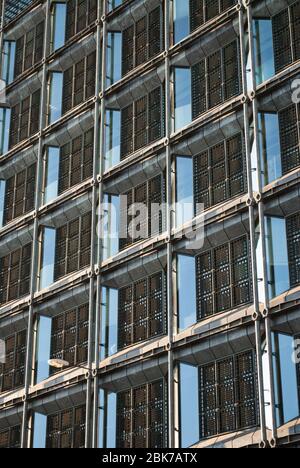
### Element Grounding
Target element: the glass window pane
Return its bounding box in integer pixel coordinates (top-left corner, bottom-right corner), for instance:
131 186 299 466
49 72 63 124
35 316 52 383
174 0 190 44
0 180 5 228
52 3 67 51
107 32 122 86
178 254 197 331
265 217 290 299
105 109 121 170
1 41 16 85
179 363 199 447
40 228 56 290
102 194 120 260
33 413 47 448
0 107 11 155
176 156 194 227
174 68 192 131
100 288 118 360
44 147 60 204
253 19 275 85
259 113 282 185
107 392 117 448
277 334 300 424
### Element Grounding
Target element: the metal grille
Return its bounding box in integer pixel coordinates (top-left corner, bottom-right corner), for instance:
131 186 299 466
120 85 164 160
192 40 240 120
208 51 222 108
50 304 89 374
30 89 41 136
0 243 32 305
121 7 162 77
287 213 300 288
279 105 300 175
13 22 44 79
224 41 240 99
0 426 21 449
190 0 236 32
46 405 86 449
122 26 134 76
117 380 167 449
3 163 36 225
196 236 252 321
118 272 166 350
58 128 94 194
194 133 246 213
54 213 91 281
292 2 300 61
119 174 165 250
199 350 258 439
273 9 293 74
0 330 26 393
62 52 96 114
65 0 97 41
4 0 35 24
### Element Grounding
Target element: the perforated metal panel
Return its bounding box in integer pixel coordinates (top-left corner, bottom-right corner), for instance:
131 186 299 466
30 89 41 136
0 330 26 393
65 0 96 41
54 214 91 281
117 380 167 449
119 174 165 250
121 85 164 159
292 1 300 61
279 105 300 175
46 406 86 449
190 0 236 32
122 26 134 76
0 426 21 449
149 7 162 60
3 163 36 225
0 244 32 305
13 22 44 79
199 351 258 439
273 9 293 73
208 51 222 108
194 133 246 213
287 213 300 288
50 304 88 374
4 0 34 24
118 272 167 350
223 41 240 100
196 236 252 320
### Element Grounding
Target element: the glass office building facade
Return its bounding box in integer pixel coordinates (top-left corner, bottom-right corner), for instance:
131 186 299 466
0 0 300 449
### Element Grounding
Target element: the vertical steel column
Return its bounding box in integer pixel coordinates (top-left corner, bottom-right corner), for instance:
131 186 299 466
85 0 103 449
246 2 277 446
92 0 107 449
21 0 51 449
238 3 267 447
164 0 175 449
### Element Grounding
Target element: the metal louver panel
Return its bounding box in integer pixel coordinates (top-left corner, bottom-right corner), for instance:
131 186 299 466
46 406 86 449
14 36 24 78
62 66 73 114
190 0 204 32
149 7 162 59
287 213 300 288
0 244 32 305
50 304 89 373
122 26 134 76
273 9 292 73
79 212 92 268
121 104 134 159
19 97 30 142
86 52 96 99
208 51 222 108
278 105 300 175
223 41 240 100
199 351 258 439
149 87 163 144
88 0 97 24
135 97 147 150
30 89 41 136
136 17 147 67
24 28 34 71
194 133 246 213
192 60 206 119
292 1 300 61
118 272 166 350
117 380 167 449
74 59 85 107
34 21 44 63
77 0 87 34
0 330 26 393
0 426 21 449
206 0 219 21
196 236 252 321
66 0 76 41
